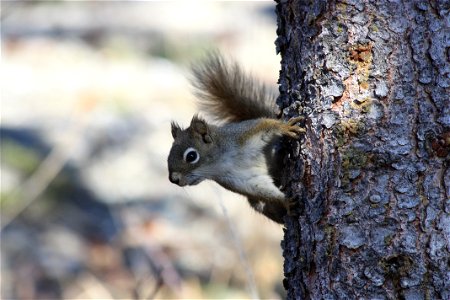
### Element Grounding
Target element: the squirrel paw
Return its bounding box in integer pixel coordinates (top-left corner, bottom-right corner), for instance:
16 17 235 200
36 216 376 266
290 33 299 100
283 116 306 139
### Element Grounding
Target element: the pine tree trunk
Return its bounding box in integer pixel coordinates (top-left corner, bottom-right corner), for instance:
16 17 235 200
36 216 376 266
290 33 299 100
275 1 450 299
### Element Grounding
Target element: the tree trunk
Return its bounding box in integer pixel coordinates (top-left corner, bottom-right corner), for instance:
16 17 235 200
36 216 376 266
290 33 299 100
275 0 449 299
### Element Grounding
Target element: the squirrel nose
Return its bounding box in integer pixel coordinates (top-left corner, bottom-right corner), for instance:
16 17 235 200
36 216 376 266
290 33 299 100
169 172 180 185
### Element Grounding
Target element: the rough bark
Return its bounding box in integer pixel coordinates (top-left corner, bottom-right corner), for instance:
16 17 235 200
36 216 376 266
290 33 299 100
275 0 449 299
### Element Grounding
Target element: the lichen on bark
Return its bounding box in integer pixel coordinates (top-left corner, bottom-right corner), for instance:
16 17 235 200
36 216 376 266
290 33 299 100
275 0 450 299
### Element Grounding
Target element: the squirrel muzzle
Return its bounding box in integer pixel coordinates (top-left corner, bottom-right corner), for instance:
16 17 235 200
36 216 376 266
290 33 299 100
169 172 183 186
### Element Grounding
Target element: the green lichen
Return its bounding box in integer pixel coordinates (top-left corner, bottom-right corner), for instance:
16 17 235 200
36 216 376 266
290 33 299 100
370 24 379 32
342 119 365 135
334 119 367 150
341 147 369 170
335 119 371 186
360 100 372 113
337 3 347 11
351 97 373 113
339 146 371 186
335 126 347 148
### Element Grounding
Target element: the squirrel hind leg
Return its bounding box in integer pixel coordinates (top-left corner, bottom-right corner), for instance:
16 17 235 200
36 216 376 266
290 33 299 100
247 197 286 224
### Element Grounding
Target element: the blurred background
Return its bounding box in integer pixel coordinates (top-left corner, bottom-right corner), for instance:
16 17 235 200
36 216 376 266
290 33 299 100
1 1 284 299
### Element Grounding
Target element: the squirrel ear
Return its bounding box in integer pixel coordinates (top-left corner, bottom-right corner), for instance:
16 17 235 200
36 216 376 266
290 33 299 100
171 121 181 139
191 115 212 143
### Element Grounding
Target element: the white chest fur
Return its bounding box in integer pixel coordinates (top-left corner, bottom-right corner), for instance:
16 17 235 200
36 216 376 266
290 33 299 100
210 142 285 201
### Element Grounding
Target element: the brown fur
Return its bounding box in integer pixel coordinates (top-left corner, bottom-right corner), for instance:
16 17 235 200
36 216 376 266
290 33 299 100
168 54 306 224
191 53 278 123
238 118 306 145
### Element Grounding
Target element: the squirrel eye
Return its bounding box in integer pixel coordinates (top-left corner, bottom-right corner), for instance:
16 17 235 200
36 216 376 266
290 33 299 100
183 147 200 164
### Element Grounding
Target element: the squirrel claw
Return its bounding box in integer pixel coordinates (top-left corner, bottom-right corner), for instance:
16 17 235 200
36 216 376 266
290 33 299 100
287 116 305 126
284 117 306 139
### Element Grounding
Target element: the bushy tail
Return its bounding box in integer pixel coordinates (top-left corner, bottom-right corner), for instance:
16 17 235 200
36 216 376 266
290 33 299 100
191 53 278 123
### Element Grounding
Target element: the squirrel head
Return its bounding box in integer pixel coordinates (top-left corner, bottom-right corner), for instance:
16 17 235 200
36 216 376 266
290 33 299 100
168 115 216 186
